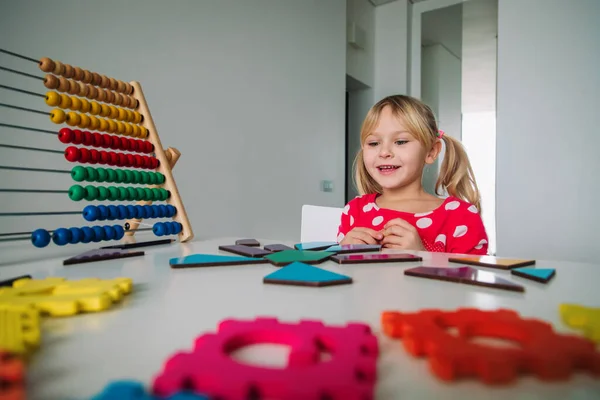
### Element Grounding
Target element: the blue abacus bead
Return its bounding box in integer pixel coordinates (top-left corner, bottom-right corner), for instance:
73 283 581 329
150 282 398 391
135 205 145 219
166 204 176 218
108 205 119 220
31 228 51 248
173 222 183 234
165 222 174 235
92 226 105 242
157 204 167 218
52 228 71 246
150 205 159 218
103 225 116 241
83 205 99 222
81 226 94 243
143 205 152 219
126 205 136 219
68 227 82 244
153 222 166 237
97 205 109 221
117 205 128 219
113 225 125 240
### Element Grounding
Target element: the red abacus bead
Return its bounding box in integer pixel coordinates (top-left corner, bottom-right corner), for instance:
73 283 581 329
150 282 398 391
102 134 112 148
108 151 118 166
145 141 154 153
134 154 144 168
64 146 81 162
80 148 91 163
72 129 84 144
58 128 73 144
111 136 121 150
93 132 103 147
153 158 159 168
127 154 136 167
83 131 93 146
128 138 138 152
120 137 129 151
118 153 128 167
99 151 110 164
89 149 99 164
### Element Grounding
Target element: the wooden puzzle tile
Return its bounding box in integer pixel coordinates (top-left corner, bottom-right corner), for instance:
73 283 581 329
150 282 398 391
63 248 145 265
511 267 556 283
294 241 338 251
101 238 174 249
404 266 525 292
449 256 535 270
263 262 353 287
324 244 382 254
264 250 333 267
170 254 268 268
218 245 272 258
235 239 260 247
560 304 600 344
0 303 40 355
0 350 25 400
90 380 209 399
263 244 294 252
331 252 422 264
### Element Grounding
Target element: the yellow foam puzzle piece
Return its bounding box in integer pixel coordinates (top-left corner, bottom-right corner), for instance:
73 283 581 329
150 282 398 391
0 303 41 354
560 303 600 343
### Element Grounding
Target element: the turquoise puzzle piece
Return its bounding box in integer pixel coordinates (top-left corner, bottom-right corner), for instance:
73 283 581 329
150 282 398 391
170 254 268 268
263 261 352 287
90 380 208 399
294 241 338 251
511 267 556 283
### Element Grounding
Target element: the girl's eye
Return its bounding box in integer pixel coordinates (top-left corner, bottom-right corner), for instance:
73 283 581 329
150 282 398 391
367 142 379 147
395 140 408 145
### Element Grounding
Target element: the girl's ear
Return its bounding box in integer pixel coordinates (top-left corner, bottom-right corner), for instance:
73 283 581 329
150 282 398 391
425 140 442 165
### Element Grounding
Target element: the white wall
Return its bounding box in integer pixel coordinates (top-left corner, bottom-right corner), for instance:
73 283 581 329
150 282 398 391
496 0 600 263
0 0 346 245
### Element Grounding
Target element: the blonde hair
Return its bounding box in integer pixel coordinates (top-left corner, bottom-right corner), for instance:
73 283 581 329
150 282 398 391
353 95 481 211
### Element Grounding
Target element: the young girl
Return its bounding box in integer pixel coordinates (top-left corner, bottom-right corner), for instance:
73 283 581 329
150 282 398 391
338 95 489 255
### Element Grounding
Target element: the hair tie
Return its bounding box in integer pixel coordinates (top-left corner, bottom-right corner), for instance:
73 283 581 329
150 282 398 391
437 130 445 138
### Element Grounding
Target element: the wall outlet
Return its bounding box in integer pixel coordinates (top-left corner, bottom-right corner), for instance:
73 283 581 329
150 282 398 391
321 180 334 192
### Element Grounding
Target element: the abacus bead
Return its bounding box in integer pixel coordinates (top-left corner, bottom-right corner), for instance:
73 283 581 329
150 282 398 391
113 225 125 240
122 170 132 184
31 228 51 248
174 222 183 234
72 129 84 144
80 99 91 113
63 64 74 78
82 131 93 146
90 101 101 115
79 148 91 163
108 205 118 220
148 173 157 185
114 93 122 106
109 77 117 90
89 116 100 130
99 118 109 132
92 72 102 86
39 57 55 72
82 70 92 84
52 228 71 246
117 205 128 219
134 155 144 168
145 142 154 153
58 93 71 109
133 112 142 124
58 77 70 92
66 111 81 127
166 205 176 217
126 205 136 219
143 205 152 218
99 151 110 165
87 84 97 99
68 227 82 244
99 104 110 118
96 167 107 182
70 96 81 111
157 204 167 218
124 123 133 136
110 136 120 150
117 108 126 121
58 127 73 144
92 226 104 242
78 114 90 129
108 186 118 200
141 127 149 139
116 121 125 135
128 138 137 152
98 205 109 220
118 153 128 167
140 171 150 185
119 137 129 151
105 89 115 104
83 205 98 221
149 205 158 218
165 222 174 235
85 166 97 182
44 74 59 90
50 109 66 124
110 152 121 167
106 168 116 182
88 149 99 164
97 186 108 201
132 125 141 138
126 154 135 167
85 185 99 201
107 120 117 134
71 166 86 182
108 106 118 119
64 146 80 162
68 80 79 95
156 173 165 185
135 205 144 219
93 132 103 147
131 170 141 184
77 82 88 97
145 188 154 201
125 110 134 122
115 169 125 183
127 187 137 201
45 91 60 107
116 80 125 93
153 222 165 237
103 225 116 241
100 75 110 88
117 187 128 201
136 187 145 201
81 226 93 243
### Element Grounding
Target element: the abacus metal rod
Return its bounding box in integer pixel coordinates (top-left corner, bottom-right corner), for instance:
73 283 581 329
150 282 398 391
0 144 63 154
0 84 45 98
0 49 39 63
0 211 80 217
0 189 68 194
0 65 44 81
0 227 154 241
0 123 57 135
0 165 70 174
0 102 49 116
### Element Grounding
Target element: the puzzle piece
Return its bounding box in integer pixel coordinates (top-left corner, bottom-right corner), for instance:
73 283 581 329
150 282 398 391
264 250 333 267
263 244 294 252
294 241 338 251
404 266 525 292
91 380 209 400
0 350 25 400
0 277 133 317
170 254 268 268
331 252 421 264
152 317 378 399
63 248 144 265
381 308 600 384
263 262 352 287
0 275 32 288
235 239 260 247
448 256 535 270
218 245 272 258
511 267 556 283
0 303 41 354
324 244 382 254
560 304 600 343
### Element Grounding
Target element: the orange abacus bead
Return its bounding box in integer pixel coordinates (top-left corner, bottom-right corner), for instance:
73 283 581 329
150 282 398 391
80 99 91 113
100 104 110 117
109 77 117 91
39 57 55 73
68 80 79 95
89 101 101 115
77 81 88 97
92 72 102 86
118 108 127 121
113 93 122 106
109 106 119 119
66 111 81 127
45 91 60 107
124 82 133 95
73 66 84 80
49 108 66 124
70 96 82 111
89 115 100 130
63 64 74 78
58 77 70 92
59 93 71 109
78 114 90 129
100 75 109 88
53 60 65 75
86 85 98 99
107 120 117 133
96 88 106 102
83 70 93 84
117 81 126 93
104 89 115 104
99 118 109 132
44 74 59 90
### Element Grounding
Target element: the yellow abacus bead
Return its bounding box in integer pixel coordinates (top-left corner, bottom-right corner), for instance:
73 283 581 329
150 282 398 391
109 106 119 120
116 121 125 134
107 119 117 133
99 118 109 132
100 104 111 118
58 93 71 109
88 115 100 130
45 91 60 107
78 113 90 129
131 125 141 137
133 112 142 124
124 110 133 122
80 99 90 114
124 123 133 136
70 96 81 111
66 111 81 127
118 108 127 121
49 108 66 124
89 101 101 116
140 127 148 138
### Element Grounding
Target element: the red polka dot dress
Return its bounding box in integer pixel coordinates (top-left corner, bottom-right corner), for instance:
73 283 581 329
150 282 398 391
337 194 489 255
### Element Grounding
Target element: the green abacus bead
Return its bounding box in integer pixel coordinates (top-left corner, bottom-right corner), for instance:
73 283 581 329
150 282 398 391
161 189 170 201
123 170 133 184
156 173 165 185
115 169 125 184
132 170 141 184
97 186 108 201
146 188 155 201
141 171 150 185
118 187 128 201
108 186 118 201
127 187 137 201
148 173 157 185
136 187 145 201
96 167 107 183
71 166 87 182
85 167 98 182
68 184 85 201
85 185 99 201
106 168 116 183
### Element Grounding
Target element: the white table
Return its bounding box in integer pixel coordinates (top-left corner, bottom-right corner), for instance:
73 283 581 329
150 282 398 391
1 236 599 399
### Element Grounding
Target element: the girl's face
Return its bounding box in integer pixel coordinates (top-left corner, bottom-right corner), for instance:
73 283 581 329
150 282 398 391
362 106 435 192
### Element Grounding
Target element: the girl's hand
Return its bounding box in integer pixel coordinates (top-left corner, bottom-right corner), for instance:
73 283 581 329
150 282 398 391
381 218 425 250
340 227 383 245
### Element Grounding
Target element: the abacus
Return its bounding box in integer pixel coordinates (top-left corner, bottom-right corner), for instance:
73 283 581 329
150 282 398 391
0 48 193 249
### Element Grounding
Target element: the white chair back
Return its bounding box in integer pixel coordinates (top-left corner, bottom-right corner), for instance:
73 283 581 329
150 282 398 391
300 204 344 243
